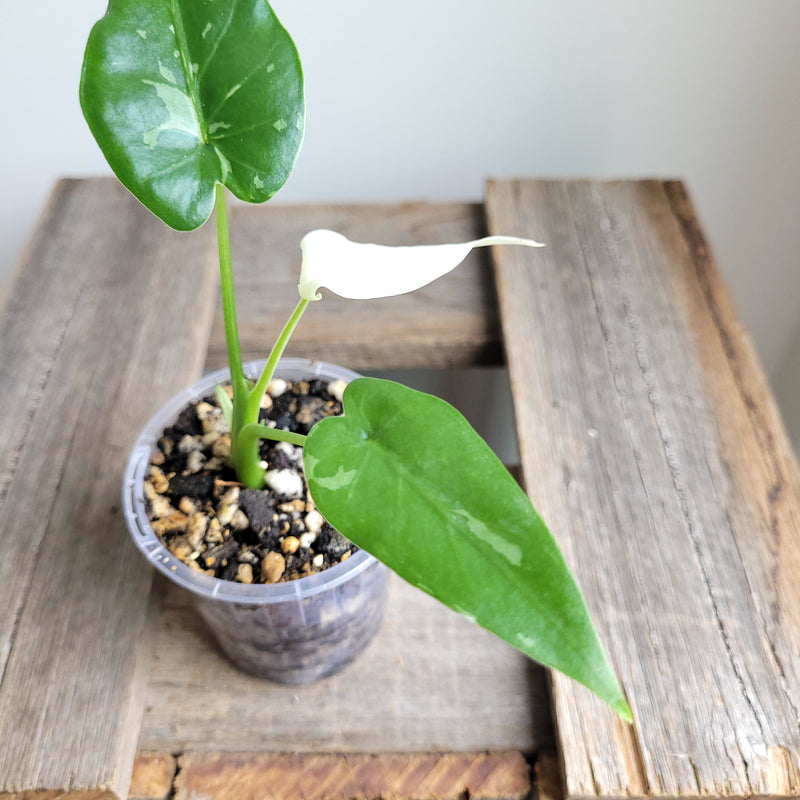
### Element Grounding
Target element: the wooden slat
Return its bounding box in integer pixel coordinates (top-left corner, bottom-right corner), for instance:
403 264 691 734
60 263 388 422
534 753 564 800
0 178 218 798
485 178 800 799
207 201 503 371
138 574 552 754
173 752 531 800
129 753 176 800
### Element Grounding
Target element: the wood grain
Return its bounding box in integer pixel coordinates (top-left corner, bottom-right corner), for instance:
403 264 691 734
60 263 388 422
129 753 176 800
138 574 552 754
0 178 218 798
11 176 796 800
485 178 800 799
535 753 564 800
173 751 530 800
208 201 503 371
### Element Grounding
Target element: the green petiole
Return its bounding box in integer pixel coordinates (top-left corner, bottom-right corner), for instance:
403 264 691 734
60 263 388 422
248 297 311 422
239 423 307 451
215 185 314 489
214 184 246 399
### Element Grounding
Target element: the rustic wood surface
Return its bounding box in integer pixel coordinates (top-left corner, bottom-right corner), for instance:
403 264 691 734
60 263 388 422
207 201 503 371
130 751 531 800
138 197 548 756
7 176 799 800
171 751 530 800
0 179 219 798
486 178 800 799
129 753 176 800
535 753 565 800
138 574 551 754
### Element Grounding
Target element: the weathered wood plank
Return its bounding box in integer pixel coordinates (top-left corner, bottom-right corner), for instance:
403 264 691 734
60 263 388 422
0 178 218 798
173 752 531 800
129 753 176 800
485 178 800 799
207 201 503 371
138 574 552 754
535 753 564 800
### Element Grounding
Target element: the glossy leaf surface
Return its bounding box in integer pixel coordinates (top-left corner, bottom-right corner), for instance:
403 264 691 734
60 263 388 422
305 378 631 719
80 0 304 230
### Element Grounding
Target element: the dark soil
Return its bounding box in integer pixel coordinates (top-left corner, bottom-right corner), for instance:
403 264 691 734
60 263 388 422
144 376 356 584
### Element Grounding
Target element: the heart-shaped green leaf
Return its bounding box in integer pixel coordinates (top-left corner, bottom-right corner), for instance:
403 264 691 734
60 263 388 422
80 0 304 230
305 378 631 720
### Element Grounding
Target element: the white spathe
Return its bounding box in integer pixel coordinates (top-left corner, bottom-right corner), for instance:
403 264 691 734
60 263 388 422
297 229 544 301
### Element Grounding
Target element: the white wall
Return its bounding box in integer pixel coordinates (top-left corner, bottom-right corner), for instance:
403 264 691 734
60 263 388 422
1 0 798 444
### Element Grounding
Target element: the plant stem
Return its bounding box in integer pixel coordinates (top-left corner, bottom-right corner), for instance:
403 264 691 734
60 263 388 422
239 423 307 450
214 184 246 397
216 183 266 488
237 416 307 491
214 188 313 489
248 298 311 421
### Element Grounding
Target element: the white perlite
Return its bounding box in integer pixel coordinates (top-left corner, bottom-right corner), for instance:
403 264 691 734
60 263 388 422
266 378 288 397
299 531 317 549
264 468 304 498
304 509 325 534
328 379 347 403
274 441 301 463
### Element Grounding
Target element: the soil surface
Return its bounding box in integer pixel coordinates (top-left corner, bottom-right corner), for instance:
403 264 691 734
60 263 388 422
144 376 356 584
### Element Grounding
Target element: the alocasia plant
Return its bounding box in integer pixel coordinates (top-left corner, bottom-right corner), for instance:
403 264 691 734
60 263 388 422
81 0 632 721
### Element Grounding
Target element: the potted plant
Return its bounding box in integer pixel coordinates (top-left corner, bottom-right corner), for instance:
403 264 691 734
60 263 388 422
80 0 631 720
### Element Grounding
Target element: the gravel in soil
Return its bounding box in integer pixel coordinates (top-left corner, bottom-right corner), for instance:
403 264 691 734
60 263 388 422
145 376 356 584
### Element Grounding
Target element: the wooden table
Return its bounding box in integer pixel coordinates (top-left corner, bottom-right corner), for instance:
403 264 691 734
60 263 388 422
1 178 799 800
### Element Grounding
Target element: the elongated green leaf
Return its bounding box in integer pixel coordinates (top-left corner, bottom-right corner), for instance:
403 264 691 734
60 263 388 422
80 0 304 230
305 378 631 720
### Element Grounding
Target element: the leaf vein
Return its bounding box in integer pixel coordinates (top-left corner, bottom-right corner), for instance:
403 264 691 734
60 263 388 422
142 158 193 181
216 149 267 177
168 0 208 141
209 118 279 141
207 53 287 123
196 0 238 84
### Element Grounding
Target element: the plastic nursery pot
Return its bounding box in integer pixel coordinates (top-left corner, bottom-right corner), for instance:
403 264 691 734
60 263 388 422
123 358 389 684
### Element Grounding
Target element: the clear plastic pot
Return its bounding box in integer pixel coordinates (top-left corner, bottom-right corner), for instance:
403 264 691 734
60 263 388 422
122 358 389 684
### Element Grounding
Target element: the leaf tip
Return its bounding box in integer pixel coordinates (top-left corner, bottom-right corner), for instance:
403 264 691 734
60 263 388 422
614 696 634 724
